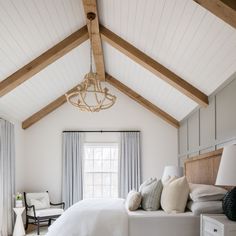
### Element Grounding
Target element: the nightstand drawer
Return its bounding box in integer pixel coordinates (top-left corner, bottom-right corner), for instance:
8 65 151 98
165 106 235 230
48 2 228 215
203 220 223 236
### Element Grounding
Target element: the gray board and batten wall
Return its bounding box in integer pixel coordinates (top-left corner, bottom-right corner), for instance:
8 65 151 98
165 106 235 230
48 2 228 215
178 73 236 167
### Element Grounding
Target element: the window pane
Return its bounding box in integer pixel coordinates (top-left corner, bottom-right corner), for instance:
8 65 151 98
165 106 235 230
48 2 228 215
103 148 110 159
84 160 93 172
94 148 102 160
85 148 93 159
83 143 118 199
94 160 102 172
102 160 110 172
94 173 102 185
110 160 118 172
84 173 93 185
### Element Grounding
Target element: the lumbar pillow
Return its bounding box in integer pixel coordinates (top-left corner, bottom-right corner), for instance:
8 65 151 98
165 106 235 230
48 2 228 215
161 176 189 213
139 178 163 211
187 200 223 216
189 183 227 202
126 190 142 211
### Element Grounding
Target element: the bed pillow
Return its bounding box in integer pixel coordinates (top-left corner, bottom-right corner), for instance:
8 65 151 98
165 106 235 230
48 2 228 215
189 183 227 202
187 201 223 216
161 176 189 213
126 190 142 211
139 178 157 192
139 178 163 211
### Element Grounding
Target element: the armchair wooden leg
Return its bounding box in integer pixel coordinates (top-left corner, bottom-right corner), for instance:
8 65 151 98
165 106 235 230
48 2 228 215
48 219 51 226
37 218 40 235
25 216 28 230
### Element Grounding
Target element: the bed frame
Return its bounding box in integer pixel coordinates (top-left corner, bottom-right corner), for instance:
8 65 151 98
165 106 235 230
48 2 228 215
184 148 223 186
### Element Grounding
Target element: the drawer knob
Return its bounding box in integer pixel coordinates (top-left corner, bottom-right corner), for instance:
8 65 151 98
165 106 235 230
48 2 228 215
214 228 217 232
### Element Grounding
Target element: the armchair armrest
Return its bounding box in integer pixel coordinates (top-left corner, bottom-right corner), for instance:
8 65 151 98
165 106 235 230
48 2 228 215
50 202 65 209
26 204 37 218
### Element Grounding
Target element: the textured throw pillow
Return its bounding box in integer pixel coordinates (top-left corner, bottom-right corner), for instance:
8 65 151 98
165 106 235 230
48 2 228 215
139 178 163 211
139 178 157 192
126 190 142 211
189 183 227 202
187 201 223 216
161 176 189 213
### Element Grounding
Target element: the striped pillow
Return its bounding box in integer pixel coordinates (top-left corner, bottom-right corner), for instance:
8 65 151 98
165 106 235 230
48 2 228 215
139 179 163 211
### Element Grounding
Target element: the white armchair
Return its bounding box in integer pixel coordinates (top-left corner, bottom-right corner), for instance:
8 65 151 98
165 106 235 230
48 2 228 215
24 192 64 235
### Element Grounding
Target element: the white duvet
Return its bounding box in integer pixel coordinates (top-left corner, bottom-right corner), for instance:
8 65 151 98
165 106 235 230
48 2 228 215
46 198 128 236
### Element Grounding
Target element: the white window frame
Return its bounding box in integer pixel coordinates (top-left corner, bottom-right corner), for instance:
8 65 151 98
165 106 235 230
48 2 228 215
83 142 119 199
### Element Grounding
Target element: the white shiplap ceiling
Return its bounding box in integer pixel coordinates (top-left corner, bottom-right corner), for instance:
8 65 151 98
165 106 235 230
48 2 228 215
0 0 236 125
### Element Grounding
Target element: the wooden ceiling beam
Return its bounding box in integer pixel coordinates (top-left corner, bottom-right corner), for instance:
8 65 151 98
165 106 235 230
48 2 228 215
194 0 236 29
106 74 180 128
0 26 89 97
100 25 209 107
82 0 105 80
22 85 79 129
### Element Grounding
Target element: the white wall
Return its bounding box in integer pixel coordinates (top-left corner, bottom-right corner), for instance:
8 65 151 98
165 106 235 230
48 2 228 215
17 86 177 202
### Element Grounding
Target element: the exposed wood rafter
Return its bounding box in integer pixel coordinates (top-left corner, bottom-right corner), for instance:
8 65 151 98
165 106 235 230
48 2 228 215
0 26 89 97
82 0 105 80
194 0 236 29
106 74 179 128
100 25 209 107
22 86 79 129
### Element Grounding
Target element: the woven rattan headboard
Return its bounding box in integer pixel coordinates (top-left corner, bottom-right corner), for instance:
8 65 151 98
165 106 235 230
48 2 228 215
184 148 223 185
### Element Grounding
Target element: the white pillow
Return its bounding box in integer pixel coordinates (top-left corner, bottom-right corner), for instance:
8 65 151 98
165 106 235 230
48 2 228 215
27 192 50 210
30 198 49 210
161 176 189 213
126 190 142 211
189 183 227 202
187 201 223 216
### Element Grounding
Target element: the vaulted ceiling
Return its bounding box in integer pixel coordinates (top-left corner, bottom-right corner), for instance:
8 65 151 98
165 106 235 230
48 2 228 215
0 0 235 129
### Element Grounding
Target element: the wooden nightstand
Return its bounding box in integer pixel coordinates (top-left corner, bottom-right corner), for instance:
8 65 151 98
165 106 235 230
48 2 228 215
201 214 236 236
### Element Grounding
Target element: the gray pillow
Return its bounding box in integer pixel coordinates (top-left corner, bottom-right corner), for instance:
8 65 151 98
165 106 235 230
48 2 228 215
189 183 227 202
139 178 157 192
187 201 223 216
139 178 163 211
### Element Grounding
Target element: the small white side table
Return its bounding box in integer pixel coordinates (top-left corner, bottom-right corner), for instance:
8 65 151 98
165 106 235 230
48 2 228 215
13 207 25 236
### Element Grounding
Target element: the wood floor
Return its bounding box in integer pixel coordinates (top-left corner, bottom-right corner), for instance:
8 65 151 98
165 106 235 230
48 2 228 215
26 224 48 235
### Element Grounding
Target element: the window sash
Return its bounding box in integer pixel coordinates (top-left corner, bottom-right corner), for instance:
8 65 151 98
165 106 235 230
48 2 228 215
83 143 119 199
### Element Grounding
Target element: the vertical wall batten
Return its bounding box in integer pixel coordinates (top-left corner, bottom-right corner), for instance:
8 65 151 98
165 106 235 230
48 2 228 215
178 76 236 165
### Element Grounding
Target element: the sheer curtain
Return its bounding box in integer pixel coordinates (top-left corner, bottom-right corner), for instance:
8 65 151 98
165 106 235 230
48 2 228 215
62 132 84 209
0 119 15 236
119 132 141 198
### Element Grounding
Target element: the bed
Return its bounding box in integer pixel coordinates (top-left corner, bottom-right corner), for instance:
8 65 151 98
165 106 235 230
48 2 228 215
46 149 224 236
128 149 224 236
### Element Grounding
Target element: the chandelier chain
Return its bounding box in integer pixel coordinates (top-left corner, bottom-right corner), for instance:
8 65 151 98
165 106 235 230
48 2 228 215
89 18 93 73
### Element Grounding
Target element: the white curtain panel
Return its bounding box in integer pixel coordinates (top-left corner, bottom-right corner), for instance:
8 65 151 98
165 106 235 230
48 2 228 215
0 119 15 236
62 132 84 209
119 132 141 198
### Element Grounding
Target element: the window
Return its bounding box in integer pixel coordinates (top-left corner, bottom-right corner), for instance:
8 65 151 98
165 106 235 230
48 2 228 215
83 143 119 199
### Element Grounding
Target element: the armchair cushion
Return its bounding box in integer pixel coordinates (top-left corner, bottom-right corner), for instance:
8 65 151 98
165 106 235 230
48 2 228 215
28 208 64 217
26 192 50 210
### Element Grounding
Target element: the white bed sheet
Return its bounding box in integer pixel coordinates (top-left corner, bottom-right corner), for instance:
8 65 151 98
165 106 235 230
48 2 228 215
128 210 200 236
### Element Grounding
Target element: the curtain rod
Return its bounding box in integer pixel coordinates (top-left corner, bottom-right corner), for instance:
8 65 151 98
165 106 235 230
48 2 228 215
63 130 140 133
